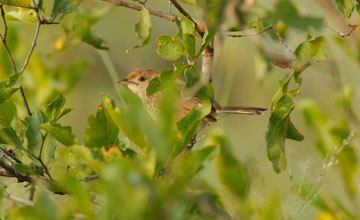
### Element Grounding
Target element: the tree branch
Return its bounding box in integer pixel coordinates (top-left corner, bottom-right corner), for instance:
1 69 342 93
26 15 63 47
324 22 359 38
202 40 214 82
82 174 99 182
102 0 207 33
0 5 38 117
19 9 41 75
103 0 176 21
169 0 204 36
228 24 296 63
3 192 34 206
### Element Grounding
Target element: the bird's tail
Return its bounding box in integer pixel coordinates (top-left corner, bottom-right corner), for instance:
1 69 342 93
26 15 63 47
216 106 267 115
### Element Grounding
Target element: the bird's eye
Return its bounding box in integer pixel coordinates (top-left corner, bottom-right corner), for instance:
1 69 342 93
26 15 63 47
139 76 145 82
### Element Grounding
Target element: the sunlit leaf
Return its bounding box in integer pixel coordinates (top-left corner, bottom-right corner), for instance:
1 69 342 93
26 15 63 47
334 0 355 23
196 29 215 58
84 104 119 149
156 35 184 61
43 94 72 123
39 123 77 146
132 7 152 49
5 8 37 23
1 0 39 8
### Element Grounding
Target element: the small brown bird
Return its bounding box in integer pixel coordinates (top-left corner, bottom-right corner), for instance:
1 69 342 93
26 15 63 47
118 68 267 124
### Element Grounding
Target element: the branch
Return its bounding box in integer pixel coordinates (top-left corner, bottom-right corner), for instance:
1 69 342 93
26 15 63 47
169 0 204 36
0 159 32 183
19 8 41 75
202 40 214 82
0 147 22 164
102 0 206 33
0 5 39 117
82 174 99 182
103 0 176 21
229 24 296 63
3 192 34 206
228 25 273 38
324 22 359 38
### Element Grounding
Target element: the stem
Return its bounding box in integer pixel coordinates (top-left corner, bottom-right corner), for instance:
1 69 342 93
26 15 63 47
97 50 125 104
170 0 204 36
3 192 34 206
19 9 41 75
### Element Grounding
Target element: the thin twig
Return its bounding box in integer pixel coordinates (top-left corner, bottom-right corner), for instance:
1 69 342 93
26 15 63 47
82 174 99 182
0 5 7 39
20 86 32 116
38 133 48 159
3 192 34 206
0 147 22 164
19 8 41 75
229 24 295 59
170 0 204 36
0 159 32 183
28 184 36 201
324 22 359 38
228 25 273 37
0 5 37 117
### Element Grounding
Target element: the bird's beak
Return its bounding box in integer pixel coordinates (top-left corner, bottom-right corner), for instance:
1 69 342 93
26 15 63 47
117 78 130 84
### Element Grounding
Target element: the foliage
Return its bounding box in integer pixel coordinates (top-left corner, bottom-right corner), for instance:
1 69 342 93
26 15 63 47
0 0 359 219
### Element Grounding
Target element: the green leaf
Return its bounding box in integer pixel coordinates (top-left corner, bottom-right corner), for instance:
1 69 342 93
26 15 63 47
0 127 23 148
14 163 42 175
39 123 77 146
183 65 214 102
132 7 152 49
175 15 195 38
295 36 327 65
0 74 21 105
268 0 323 30
266 94 304 173
183 33 196 59
25 107 43 154
81 30 109 50
101 93 149 150
294 35 327 81
5 8 37 23
43 94 72 123
84 104 119 149
156 35 184 61
146 62 188 96
213 134 250 199
51 0 82 20
334 0 355 23
1 0 39 8
0 101 17 128
196 0 230 31
196 29 215 58
0 187 3 202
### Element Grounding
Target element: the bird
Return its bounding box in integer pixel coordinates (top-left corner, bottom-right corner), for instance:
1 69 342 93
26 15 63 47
117 68 267 125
